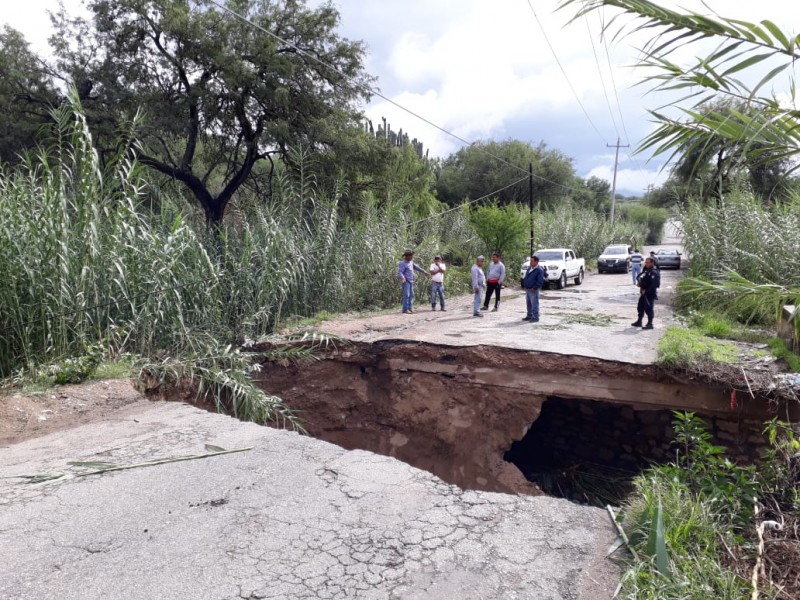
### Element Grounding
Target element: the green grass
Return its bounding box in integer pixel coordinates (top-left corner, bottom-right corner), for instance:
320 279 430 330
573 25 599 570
688 311 770 344
658 327 739 367
618 414 799 599
619 475 751 599
691 312 733 338
767 338 800 372
280 311 336 330
560 313 615 327
94 358 137 380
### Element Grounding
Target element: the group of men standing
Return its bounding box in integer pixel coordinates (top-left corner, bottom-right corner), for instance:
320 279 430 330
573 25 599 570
397 250 545 321
397 250 448 314
470 253 507 317
397 247 661 328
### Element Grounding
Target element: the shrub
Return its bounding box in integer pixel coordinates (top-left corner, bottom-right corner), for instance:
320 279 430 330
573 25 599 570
767 338 800 372
469 202 529 259
620 204 668 245
51 343 105 385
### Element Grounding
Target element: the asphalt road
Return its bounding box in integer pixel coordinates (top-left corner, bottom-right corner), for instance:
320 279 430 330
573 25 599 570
0 401 619 599
323 226 685 365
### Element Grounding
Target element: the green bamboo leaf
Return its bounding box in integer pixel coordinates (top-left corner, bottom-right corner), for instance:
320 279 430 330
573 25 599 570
726 18 773 46
645 496 670 577
67 461 117 469
204 444 227 453
751 62 791 97
720 52 775 77
761 20 791 50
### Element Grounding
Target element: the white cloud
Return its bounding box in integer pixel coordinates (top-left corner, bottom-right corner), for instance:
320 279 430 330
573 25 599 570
1 0 86 55
586 164 668 196
365 0 648 158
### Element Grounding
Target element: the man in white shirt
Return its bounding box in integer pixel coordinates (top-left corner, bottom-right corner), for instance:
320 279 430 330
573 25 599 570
430 255 446 311
471 256 486 317
482 252 506 312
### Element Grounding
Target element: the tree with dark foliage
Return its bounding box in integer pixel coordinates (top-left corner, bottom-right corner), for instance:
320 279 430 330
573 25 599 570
51 0 372 224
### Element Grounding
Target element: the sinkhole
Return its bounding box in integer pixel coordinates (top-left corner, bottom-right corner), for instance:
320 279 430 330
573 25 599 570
504 397 677 506
253 341 772 502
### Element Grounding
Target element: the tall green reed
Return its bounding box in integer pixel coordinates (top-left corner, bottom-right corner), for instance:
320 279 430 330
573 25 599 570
677 193 800 326
0 100 475 376
682 193 800 284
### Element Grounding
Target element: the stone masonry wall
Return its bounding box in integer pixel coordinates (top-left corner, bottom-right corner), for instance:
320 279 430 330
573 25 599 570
506 396 766 476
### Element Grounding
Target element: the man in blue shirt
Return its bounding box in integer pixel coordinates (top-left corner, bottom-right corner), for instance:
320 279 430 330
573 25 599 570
630 248 644 285
397 250 429 314
521 255 545 322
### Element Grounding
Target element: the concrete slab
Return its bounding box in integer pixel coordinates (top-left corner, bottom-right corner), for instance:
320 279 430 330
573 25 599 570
0 401 619 600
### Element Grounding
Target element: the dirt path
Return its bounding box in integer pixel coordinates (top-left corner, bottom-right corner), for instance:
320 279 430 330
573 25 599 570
321 239 684 365
0 379 148 448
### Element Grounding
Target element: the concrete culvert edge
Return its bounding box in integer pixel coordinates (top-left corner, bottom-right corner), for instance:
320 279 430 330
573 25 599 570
256 341 783 498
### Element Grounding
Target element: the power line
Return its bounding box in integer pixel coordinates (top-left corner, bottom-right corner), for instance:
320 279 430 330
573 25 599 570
525 0 609 145
207 0 588 196
206 0 528 179
407 176 530 227
584 16 621 141
597 9 631 147
594 8 657 190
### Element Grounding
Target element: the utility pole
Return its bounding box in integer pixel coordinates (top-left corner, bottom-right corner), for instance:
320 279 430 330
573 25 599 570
607 137 629 224
529 163 534 258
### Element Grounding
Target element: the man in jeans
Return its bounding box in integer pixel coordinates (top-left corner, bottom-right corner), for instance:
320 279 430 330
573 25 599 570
397 250 428 314
430 255 446 311
482 252 506 312
471 255 486 317
522 255 545 322
630 248 644 285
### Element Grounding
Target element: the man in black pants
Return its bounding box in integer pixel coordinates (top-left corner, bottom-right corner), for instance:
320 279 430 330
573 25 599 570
632 257 660 330
482 252 506 312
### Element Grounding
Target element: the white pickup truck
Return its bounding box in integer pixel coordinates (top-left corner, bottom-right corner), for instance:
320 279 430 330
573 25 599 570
519 248 585 289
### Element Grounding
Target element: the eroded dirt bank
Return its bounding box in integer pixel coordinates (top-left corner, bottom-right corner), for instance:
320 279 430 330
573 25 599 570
255 340 785 495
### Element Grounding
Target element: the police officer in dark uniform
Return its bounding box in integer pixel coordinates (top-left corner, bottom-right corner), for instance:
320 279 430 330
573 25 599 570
632 257 660 330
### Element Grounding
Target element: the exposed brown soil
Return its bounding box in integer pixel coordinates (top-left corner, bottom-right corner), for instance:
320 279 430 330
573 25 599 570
258 343 547 494
0 379 146 446
254 340 791 495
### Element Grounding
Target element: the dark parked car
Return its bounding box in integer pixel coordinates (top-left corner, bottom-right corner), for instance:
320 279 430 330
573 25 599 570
597 244 632 273
654 248 681 269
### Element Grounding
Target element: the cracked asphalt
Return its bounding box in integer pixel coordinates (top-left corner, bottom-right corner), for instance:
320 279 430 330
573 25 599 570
0 401 618 599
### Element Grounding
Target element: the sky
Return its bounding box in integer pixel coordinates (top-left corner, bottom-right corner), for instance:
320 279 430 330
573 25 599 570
2 0 797 195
